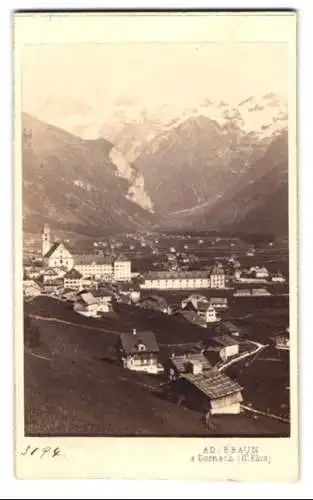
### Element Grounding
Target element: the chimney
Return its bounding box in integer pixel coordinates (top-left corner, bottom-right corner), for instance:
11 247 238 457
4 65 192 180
132 328 137 336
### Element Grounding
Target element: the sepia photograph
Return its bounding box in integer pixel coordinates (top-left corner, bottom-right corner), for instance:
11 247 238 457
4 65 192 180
14 11 298 480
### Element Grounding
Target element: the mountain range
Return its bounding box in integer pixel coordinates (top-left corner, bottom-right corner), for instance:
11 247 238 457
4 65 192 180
22 113 155 237
21 93 289 238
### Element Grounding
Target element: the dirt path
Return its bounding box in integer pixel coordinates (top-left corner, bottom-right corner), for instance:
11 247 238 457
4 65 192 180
28 313 121 335
218 340 267 372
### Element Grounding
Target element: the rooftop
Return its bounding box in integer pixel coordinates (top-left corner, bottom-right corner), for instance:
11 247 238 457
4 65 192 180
143 270 209 280
183 370 242 400
64 268 83 279
74 254 113 265
120 330 159 355
212 334 238 347
170 353 212 373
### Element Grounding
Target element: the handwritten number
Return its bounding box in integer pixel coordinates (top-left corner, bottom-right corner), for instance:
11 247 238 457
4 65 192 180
20 446 63 458
21 445 31 456
52 447 61 458
40 446 51 458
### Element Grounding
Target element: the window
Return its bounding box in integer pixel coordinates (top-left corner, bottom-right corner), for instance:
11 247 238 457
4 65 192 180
137 343 146 352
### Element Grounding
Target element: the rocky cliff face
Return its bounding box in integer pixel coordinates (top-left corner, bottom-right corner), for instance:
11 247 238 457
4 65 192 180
22 113 156 237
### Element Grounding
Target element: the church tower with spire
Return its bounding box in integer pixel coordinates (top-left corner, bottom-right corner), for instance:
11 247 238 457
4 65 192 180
41 223 51 257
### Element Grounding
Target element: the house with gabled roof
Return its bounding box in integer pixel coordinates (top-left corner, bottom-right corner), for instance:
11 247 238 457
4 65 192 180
166 353 242 415
117 329 163 374
64 268 83 291
73 291 99 317
42 225 74 271
212 334 239 361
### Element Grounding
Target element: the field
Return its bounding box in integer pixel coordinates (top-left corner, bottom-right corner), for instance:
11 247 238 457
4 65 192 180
24 296 290 437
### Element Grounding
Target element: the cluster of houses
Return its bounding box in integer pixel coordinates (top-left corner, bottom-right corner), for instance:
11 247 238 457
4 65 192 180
233 266 286 284
41 224 132 281
114 327 243 415
23 225 133 298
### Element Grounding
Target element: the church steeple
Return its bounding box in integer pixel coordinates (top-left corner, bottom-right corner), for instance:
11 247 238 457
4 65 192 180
42 223 51 257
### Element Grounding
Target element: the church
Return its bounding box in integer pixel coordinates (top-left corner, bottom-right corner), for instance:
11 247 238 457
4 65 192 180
41 224 132 281
41 224 74 270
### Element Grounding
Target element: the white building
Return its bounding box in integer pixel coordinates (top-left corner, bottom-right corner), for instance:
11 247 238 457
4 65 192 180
75 255 113 280
209 264 226 289
64 268 83 291
113 255 131 282
42 224 74 270
140 271 211 290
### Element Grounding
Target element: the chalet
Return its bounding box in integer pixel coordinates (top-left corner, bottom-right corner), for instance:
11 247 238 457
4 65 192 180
167 352 213 380
117 282 141 302
118 329 163 374
73 292 99 317
208 264 226 289
212 334 239 361
37 275 64 294
248 266 270 279
63 268 83 291
167 354 242 415
216 321 241 338
23 279 41 297
179 310 207 328
181 295 219 323
180 371 243 415
181 294 209 311
197 302 219 323
137 295 170 314
91 288 113 313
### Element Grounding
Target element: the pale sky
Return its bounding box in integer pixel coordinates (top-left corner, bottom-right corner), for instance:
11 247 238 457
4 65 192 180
21 42 288 120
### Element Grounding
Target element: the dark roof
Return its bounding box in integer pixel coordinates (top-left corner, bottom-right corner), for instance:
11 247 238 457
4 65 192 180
180 310 207 328
183 370 242 400
74 254 113 265
91 288 113 298
209 265 225 276
114 254 130 263
139 295 168 308
170 354 212 373
212 334 238 347
64 268 82 279
221 321 240 333
210 297 228 304
43 241 71 259
120 331 159 355
197 301 210 312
